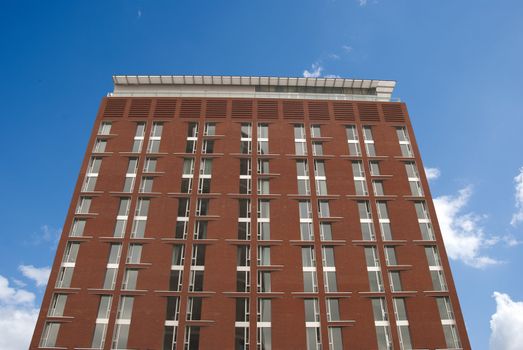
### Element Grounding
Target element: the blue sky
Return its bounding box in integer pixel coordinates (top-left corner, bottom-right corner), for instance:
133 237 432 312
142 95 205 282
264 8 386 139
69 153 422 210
1 1 522 349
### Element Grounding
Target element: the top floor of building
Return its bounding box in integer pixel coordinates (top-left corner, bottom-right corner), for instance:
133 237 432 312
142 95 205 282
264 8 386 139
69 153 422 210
110 75 396 102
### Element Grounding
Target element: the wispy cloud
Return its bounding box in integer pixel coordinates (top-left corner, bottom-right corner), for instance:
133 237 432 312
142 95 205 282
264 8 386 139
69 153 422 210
358 0 368 6
510 167 523 226
303 63 323 78
433 186 500 268
137 10 142 19
27 224 61 248
425 167 441 181
0 275 39 350
342 45 353 53
19 265 50 288
490 292 523 350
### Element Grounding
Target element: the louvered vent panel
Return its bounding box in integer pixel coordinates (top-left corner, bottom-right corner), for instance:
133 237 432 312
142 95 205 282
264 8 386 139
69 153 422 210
180 99 202 118
282 101 304 119
128 99 152 118
103 99 127 118
257 100 279 119
232 100 253 118
332 102 355 121
153 99 177 118
382 103 405 123
206 99 227 118
357 103 381 122
308 101 330 120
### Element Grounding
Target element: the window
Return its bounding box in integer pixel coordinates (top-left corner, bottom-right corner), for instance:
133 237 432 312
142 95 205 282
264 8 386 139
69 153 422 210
389 271 403 292
184 326 200 350
312 142 323 156
257 299 272 350
123 158 138 193
70 219 86 237
91 295 112 349
372 298 393 350
377 201 392 241
177 197 189 219
326 299 340 321
83 157 102 192
257 123 269 154
63 242 80 264
405 162 423 196
302 247 316 268
130 198 149 238
163 297 180 350
315 161 327 195
132 122 146 153
373 181 385 196
258 271 271 293
369 161 381 176
235 298 250 350
103 244 122 289
204 122 216 136
202 139 214 154
310 125 321 138
365 247 384 292
186 122 198 154
241 123 252 154
328 327 343 350
297 160 311 195
181 158 195 193
426 247 448 291
320 223 332 241
139 176 154 193
436 297 461 349
195 199 209 216
257 246 271 266
396 127 413 157
318 200 330 218
362 126 376 156
40 322 60 348
122 269 139 290
352 161 368 196
112 296 134 349
258 159 270 174
324 271 338 292
358 201 375 241
93 139 107 153
98 121 112 135
346 125 361 156
194 221 208 240
126 244 142 264
143 157 157 173
186 297 202 320
147 122 163 153
237 270 250 292
56 266 74 288
258 179 270 195
258 200 270 240
304 299 322 350
415 201 435 240
393 298 413 350
384 247 397 266
48 294 68 317
294 124 307 155
189 270 204 292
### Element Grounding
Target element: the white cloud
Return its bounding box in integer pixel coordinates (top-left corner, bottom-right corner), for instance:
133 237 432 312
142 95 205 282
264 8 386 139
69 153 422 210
358 0 368 6
28 225 61 247
342 45 353 53
510 167 523 226
425 167 441 181
0 275 39 350
303 63 323 78
490 292 523 350
19 265 50 287
433 186 500 268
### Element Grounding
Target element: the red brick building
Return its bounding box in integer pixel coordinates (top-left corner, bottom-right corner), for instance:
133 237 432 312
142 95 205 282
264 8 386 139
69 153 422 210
31 75 470 350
